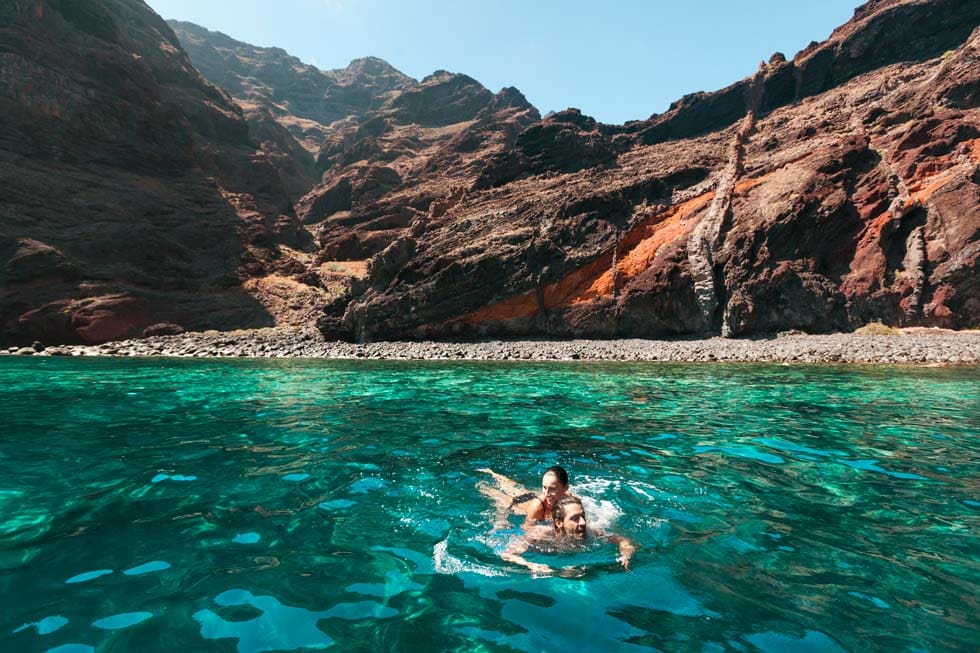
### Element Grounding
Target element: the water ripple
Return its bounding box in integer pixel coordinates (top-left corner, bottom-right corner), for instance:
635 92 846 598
0 359 977 651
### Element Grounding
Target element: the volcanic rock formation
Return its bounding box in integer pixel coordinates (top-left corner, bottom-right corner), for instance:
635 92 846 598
1 0 978 345
325 0 980 340
0 0 321 344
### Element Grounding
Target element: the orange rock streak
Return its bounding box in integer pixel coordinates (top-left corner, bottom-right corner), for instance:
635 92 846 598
906 138 979 203
454 171 776 326
458 190 718 324
842 210 893 296
458 290 539 323
571 192 715 303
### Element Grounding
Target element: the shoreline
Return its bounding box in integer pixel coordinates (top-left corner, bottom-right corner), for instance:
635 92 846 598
3 327 979 365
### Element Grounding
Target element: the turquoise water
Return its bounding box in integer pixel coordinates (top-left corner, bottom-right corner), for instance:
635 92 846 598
1 358 978 652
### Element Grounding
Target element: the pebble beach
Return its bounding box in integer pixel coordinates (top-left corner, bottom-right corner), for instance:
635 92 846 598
4 327 979 365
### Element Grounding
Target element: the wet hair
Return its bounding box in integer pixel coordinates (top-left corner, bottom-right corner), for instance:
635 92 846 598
543 465 569 487
552 496 583 524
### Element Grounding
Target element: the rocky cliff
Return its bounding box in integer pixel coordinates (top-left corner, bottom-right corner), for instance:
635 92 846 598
0 0 321 344
169 19 541 269
168 21 417 202
2 0 977 345
323 0 980 340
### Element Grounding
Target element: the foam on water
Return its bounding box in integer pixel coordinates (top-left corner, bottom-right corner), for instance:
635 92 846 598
433 539 508 577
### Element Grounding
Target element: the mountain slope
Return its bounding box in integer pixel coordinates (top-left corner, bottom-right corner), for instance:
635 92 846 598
0 0 318 344
323 0 980 340
2 0 977 345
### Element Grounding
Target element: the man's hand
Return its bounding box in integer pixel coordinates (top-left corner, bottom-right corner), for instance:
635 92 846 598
527 562 554 576
617 539 636 570
599 532 636 571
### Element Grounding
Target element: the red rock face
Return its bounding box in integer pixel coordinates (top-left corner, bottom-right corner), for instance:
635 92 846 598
0 0 319 344
325 0 980 340
2 0 978 344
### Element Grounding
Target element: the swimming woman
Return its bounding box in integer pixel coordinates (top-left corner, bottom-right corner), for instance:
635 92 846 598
477 465 578 529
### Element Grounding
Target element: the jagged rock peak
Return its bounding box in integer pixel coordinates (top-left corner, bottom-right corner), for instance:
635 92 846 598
491 86 535 112
852 0 915 23
417 70 481 88
344 56 411 80
168 20 410 82
423 69 454 82
168 19 305 68
383 70 497 127
169 19 418 138
547 108 600 130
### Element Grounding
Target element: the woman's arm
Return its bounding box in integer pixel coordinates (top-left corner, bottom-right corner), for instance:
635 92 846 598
501 537 553 575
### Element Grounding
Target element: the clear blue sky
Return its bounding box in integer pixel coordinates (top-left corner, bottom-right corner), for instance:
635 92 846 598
147 0 864 125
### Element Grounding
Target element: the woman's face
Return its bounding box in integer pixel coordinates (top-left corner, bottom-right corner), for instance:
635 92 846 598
541 472 568 508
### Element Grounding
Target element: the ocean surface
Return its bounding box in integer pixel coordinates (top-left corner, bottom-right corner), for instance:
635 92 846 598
0 358 978 652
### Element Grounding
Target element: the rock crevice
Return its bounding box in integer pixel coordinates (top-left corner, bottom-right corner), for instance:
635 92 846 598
689 63 766 335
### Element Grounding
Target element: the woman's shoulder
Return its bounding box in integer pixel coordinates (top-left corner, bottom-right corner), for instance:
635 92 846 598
524 497 546 517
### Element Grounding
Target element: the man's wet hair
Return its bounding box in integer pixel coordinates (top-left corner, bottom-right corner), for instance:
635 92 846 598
544 465 569 487
553 496 583 523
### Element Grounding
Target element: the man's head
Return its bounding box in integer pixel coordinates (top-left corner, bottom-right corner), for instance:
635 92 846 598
553 496 587 540
541 465 570 508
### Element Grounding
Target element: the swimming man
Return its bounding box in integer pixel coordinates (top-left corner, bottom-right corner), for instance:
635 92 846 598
501 496 636 575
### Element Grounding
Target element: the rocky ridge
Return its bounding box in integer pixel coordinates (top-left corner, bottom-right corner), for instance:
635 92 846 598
0 0 329 345
2 0 978 347
325 0 980 341
171 17 542 303
169 21 414 148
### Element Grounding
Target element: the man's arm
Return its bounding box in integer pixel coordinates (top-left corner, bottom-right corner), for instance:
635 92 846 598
501 536 553 575
596 530 636 570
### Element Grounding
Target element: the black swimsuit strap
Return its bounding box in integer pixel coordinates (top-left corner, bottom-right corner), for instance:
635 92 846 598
510 492 538 505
